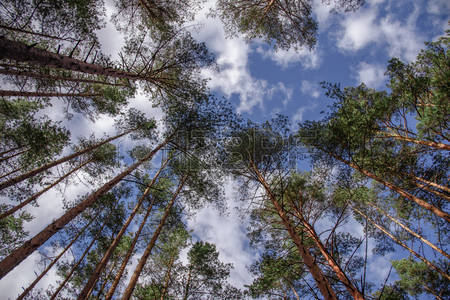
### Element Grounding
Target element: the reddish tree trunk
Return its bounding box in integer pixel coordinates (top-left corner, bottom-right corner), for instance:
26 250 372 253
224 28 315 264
0 133 173 279
0 90 101 98
121 176 187 300
0 128 134 191
78 157 170 299
0 158 93 219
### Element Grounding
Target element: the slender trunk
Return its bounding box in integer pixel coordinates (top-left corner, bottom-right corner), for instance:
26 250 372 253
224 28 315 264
423 284 443 300
293 209 365 300
416 183 450 201
104 197 157 300
0 148 28 163
290 284 300 300
0 68 129 87
0 128 134 191
366 202 449 259
250 162 338 300
0 166 22 180
78 157 170 299
264 0 276 14
353 207 450 281
0 37 152 82
0 158 93 219
413 176 450 194
0 24 76 41
16 211 100 300
381 132 450 151
96 259 119 299
161 254 176 300
50 217 110 300
0 90 102 98
0 133 173 279
121 176 187 300
183 268 192 300
0 146 23 157
322 149 450 222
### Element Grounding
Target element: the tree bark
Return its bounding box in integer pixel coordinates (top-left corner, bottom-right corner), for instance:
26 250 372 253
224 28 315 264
161 253 176 300
0 158 93 220
0 166 22 180
0 68 129 87
321 149 450 222
121 175 187 300
0 132 173 279
16 211 100 300
0 24 77 41
0 148 28 163
292 207 365 300
183 267 192 300
0 37 154 82
415 183 450 202
366 202 449 259
413 176 450 194
381 132 450 151
49 217 110 300
104 197 156 300
0 90 102 98
78 157 170 299
250 162 338 300
353 207 450 281
0 128 134 191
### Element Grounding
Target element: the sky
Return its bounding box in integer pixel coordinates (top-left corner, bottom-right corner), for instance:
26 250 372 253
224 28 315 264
0 0 449 298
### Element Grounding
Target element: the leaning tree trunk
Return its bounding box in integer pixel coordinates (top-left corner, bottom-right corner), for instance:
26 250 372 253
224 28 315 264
250 162 338 300
0 37 153 82
321 148 450 222
290 204 365 300
16 210 101 300
0 128 135 191
352 206 450 281
0 148 28 163
413 176 450 194
0 132 174 279
49 214 111 300
0 90 102 98
0 68 129 87
0 158 93 219
381 132 450 151
78 157 170 299
366 202 449 259
104 197 156 300
121 175 187 300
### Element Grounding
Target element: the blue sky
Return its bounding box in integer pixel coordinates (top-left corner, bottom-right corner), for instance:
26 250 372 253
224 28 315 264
0 0 448 298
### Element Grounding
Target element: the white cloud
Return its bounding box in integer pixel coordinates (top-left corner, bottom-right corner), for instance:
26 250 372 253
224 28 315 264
257 45 321 70
354 62 386 88
337 3 424 62
186 179 257 288
300 80 321 98
337 8 380 51
427 0 450 15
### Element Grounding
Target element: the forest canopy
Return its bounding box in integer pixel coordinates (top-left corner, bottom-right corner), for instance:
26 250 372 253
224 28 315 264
0 0 448 299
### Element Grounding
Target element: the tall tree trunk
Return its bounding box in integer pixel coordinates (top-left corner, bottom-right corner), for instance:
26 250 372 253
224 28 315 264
0 128 135 191
0 158 93 219
381 132 450 151
0 166 22 180
0 133 173 279
413 176 450 194
161 254 176 300
0 90 102 98
121 175 187 300
78 157 170 299
104 196 157 300
96 259 119 299
250 162 338 300
0 37 153 82
0 68 129 86
366 202 449 259
352 207 450 281
0 24 77 41
321 149 450 222
0 148 28 163
16 210 101 300
49 217 110 300
183 267 192 300
290 204 365 300
415 183 450 201
0 146 24 157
